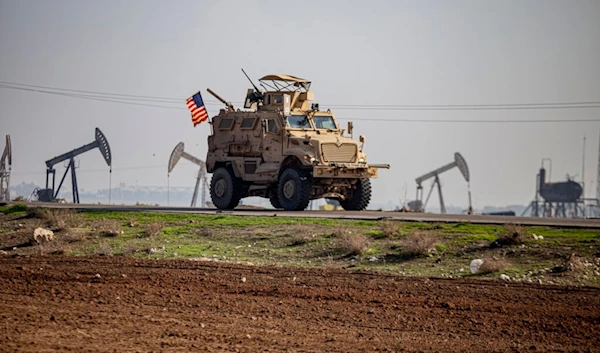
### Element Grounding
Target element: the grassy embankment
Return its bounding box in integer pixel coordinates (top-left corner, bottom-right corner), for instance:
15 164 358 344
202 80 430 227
1 204 599 286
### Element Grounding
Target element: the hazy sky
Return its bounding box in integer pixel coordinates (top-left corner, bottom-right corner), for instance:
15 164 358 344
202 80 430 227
1 0 599 210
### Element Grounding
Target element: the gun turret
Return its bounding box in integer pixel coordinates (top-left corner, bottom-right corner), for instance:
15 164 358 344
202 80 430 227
206 88 234 112
242 68 264 108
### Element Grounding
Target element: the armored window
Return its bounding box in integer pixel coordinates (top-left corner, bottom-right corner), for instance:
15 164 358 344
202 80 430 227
218 118 234 130
286 115 312 129
267 119 278 134
240 117 256 129
273 94 283 104
313 115 338 130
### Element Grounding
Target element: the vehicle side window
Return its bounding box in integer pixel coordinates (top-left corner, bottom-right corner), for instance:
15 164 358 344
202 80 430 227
273 94 283 104
218 118 234 130
267 119 278 134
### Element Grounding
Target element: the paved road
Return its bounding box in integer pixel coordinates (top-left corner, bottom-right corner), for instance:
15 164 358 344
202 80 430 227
7 201 600 228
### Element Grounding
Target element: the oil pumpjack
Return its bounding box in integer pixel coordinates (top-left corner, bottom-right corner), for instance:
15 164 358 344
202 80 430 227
408 152 472 214
37 128 111 203
0 135 11 202
167 142 209 207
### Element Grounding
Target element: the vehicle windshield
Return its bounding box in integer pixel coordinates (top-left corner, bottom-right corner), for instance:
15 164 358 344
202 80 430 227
286 115 312 129
313 115 337 130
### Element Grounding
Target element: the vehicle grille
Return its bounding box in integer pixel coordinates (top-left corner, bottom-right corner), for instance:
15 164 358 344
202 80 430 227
321 143 357 163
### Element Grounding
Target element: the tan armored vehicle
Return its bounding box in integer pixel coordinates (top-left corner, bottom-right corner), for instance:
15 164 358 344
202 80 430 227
205 71 390 211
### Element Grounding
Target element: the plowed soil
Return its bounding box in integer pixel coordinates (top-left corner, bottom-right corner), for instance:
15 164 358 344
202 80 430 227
1 256 599 352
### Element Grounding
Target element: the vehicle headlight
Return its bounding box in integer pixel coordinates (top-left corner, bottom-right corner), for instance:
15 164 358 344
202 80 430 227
358 157 366 163
309 156 317 164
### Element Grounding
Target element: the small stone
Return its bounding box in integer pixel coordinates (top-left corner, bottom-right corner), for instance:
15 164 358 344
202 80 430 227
499 274 511 281
121 274 127 278
95 274 101 278
200 323 205 328
241 277 246 283
246 334 252 339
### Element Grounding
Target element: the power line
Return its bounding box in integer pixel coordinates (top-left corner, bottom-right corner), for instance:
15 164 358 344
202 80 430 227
336 117 600 123
3 79 600 109
1 80 600 123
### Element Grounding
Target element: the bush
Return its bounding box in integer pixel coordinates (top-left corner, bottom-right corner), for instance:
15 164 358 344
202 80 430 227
99 219 123 237
400 231 440 257
379 220 400 237
336 233 370 256
141 222 163 238
289 225 318 245
95 242 113 256
491 224 525 248
478 258 509 274
27 208 83 231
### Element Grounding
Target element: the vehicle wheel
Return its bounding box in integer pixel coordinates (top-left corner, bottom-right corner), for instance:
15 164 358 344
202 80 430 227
340 178 371 211
210 167 242 210
269 187 282 209
277 168 312 211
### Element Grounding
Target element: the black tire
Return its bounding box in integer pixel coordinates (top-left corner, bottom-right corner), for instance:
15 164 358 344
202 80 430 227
269 187 282 209
340 178 371 211
277 168 312 211
210 167 242 210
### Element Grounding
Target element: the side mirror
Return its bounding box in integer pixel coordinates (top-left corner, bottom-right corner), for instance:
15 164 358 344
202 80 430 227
347 121 354 138
359 135 365 151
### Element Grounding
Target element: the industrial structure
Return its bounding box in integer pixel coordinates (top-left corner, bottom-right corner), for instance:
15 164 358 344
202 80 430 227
522 159 584 218
167 142 209 207
37 127 112 203
0 135 11 202
408 152 472 214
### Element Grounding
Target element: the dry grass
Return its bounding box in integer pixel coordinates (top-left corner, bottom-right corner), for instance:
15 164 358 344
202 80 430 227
400 231 440 257
197 227 212 237
95 242 113 256
98 219 123 237
478 258 509 274
289 225 319 245
141 222 163 238
331 225 354 238
379 220 400 237
27 208 83 231
492 224 526 247
336 233 370 256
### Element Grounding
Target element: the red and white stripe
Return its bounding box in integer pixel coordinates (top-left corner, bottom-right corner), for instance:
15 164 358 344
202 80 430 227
186 97 209 126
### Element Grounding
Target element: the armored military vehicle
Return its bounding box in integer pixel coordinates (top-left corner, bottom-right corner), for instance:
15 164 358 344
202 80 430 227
204 71 389 211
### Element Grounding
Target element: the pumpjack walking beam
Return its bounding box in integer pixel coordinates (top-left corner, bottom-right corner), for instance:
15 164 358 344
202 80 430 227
43 128 111 203
168 142 209 207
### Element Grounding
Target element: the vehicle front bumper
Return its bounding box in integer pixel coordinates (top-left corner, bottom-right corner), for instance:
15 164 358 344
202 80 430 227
312 163 378 178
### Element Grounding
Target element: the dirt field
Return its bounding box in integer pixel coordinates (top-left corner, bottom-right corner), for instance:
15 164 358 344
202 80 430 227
1 255 599 352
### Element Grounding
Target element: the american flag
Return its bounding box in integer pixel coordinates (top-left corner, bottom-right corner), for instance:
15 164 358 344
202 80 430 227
186 91 209 126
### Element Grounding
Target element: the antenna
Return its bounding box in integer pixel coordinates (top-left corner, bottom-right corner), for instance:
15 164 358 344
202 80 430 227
167 142 209 208
39 127 112 203
0 135 11 202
